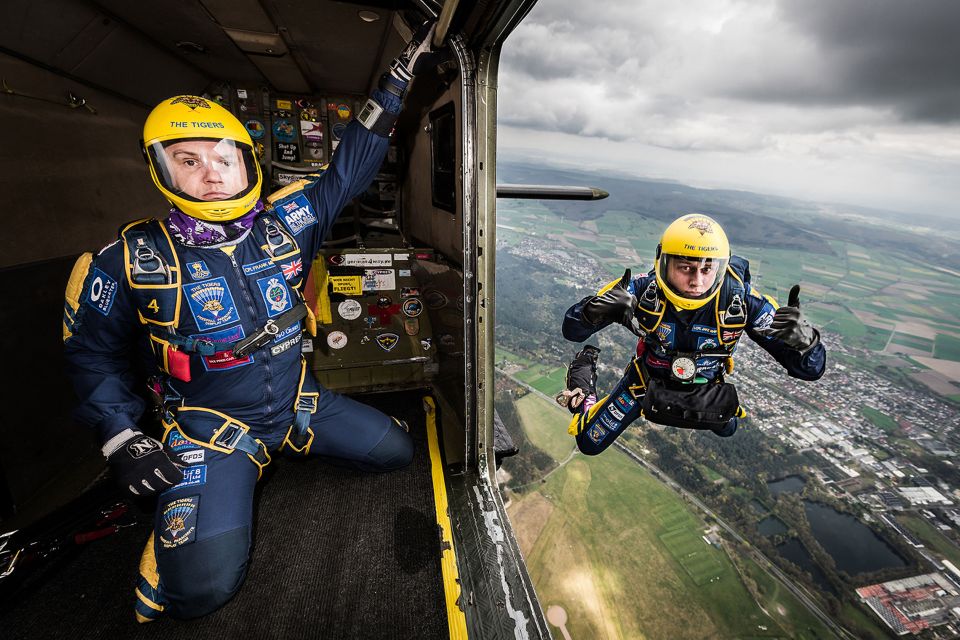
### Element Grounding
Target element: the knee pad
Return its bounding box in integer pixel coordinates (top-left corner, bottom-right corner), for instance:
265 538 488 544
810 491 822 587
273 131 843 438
159 526 250 619
712 416 739 438
368 422 414 471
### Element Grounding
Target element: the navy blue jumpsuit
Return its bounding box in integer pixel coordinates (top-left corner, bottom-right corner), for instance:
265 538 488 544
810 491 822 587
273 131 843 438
63 87 411 619
562 260 826 455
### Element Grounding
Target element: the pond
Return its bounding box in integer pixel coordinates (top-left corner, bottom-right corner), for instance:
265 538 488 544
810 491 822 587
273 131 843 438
758 516 788 536
767 475 805 496
776 538 835 594
804 502 909 575
749 499 768 515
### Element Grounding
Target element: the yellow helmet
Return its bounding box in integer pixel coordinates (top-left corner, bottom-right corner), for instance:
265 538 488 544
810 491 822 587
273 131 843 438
654 214 731 310
142 96 262 222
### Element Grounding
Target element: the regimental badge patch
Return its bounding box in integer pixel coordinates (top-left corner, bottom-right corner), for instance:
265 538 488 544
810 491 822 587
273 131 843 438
159 496 200 549
187 261 211 280
256 275 292 316
376 333 399 352
587 424 607 444
184 277 238 331
84 267 118 316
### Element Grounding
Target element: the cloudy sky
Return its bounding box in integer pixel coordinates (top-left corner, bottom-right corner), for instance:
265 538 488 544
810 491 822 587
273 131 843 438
497 0 960 217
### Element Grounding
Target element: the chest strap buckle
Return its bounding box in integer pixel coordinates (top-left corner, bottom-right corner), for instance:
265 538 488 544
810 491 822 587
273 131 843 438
232 303 308 358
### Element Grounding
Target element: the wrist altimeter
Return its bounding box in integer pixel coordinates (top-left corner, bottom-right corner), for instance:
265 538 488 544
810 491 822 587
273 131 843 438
356 98 397 137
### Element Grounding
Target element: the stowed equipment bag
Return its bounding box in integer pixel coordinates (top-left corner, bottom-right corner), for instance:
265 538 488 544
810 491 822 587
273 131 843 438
642 378 740 430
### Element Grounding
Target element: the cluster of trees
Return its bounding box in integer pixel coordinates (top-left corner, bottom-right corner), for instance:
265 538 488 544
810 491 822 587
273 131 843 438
494 382 554 491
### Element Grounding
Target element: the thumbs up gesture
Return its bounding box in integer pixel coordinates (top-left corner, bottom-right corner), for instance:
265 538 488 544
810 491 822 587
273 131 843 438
581 269 644 338
763 284 818 352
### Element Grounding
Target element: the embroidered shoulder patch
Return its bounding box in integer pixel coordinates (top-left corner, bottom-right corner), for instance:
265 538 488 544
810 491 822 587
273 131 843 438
277 194 317 234
84 267 119 316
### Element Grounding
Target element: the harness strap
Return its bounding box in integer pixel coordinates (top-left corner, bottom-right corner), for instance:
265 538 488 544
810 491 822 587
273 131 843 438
127 228 172 286
161 409 272 478
147 327 218 356
283 359 318 454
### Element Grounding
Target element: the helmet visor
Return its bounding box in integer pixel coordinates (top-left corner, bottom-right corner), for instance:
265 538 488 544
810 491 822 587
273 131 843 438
147 138 258 203
659 254 728 302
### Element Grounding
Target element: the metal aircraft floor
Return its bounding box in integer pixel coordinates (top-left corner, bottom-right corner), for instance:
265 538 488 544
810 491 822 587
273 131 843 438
2 390 448 640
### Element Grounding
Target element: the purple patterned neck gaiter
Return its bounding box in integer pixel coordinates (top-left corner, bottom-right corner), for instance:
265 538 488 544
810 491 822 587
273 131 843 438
165 200 263 248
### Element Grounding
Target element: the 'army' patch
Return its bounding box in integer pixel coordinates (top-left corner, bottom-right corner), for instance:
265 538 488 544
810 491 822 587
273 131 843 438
278 194 317 234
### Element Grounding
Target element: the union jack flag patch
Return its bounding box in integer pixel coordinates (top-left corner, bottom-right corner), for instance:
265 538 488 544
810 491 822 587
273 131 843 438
281 258 303 280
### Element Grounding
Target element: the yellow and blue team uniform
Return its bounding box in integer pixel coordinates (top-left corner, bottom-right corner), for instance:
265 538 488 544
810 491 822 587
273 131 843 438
562 256 826 454
62 86 411 620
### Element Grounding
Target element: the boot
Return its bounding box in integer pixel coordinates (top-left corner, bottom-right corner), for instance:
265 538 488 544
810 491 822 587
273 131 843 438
556 345 600 414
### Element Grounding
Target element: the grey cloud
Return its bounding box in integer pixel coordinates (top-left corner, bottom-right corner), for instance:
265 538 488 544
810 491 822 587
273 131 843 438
749 0 960 122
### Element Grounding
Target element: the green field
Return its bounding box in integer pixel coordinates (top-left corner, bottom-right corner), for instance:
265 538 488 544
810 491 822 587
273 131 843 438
889 332 935 351
514 393 576 463
514 364 568 396
861 405 899 434
896 514 960 567
506 395 837 639
934 333 960 362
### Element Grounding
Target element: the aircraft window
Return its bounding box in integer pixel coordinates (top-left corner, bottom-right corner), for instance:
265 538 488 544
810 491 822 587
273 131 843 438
430 102 456 213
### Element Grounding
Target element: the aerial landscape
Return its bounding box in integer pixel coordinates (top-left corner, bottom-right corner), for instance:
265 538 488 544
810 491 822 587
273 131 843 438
495 161 960 639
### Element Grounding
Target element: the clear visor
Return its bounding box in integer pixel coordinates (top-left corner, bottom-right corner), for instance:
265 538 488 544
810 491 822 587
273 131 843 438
659 254 728 301
147 138 258 203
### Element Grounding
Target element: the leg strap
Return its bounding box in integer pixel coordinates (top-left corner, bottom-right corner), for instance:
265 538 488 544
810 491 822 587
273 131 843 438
283 358 318 454
162 411 271 478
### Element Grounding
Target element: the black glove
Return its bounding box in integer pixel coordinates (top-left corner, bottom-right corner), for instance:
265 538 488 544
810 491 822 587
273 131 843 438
106 431 183 497
763 284 818 352
581 269 643 338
